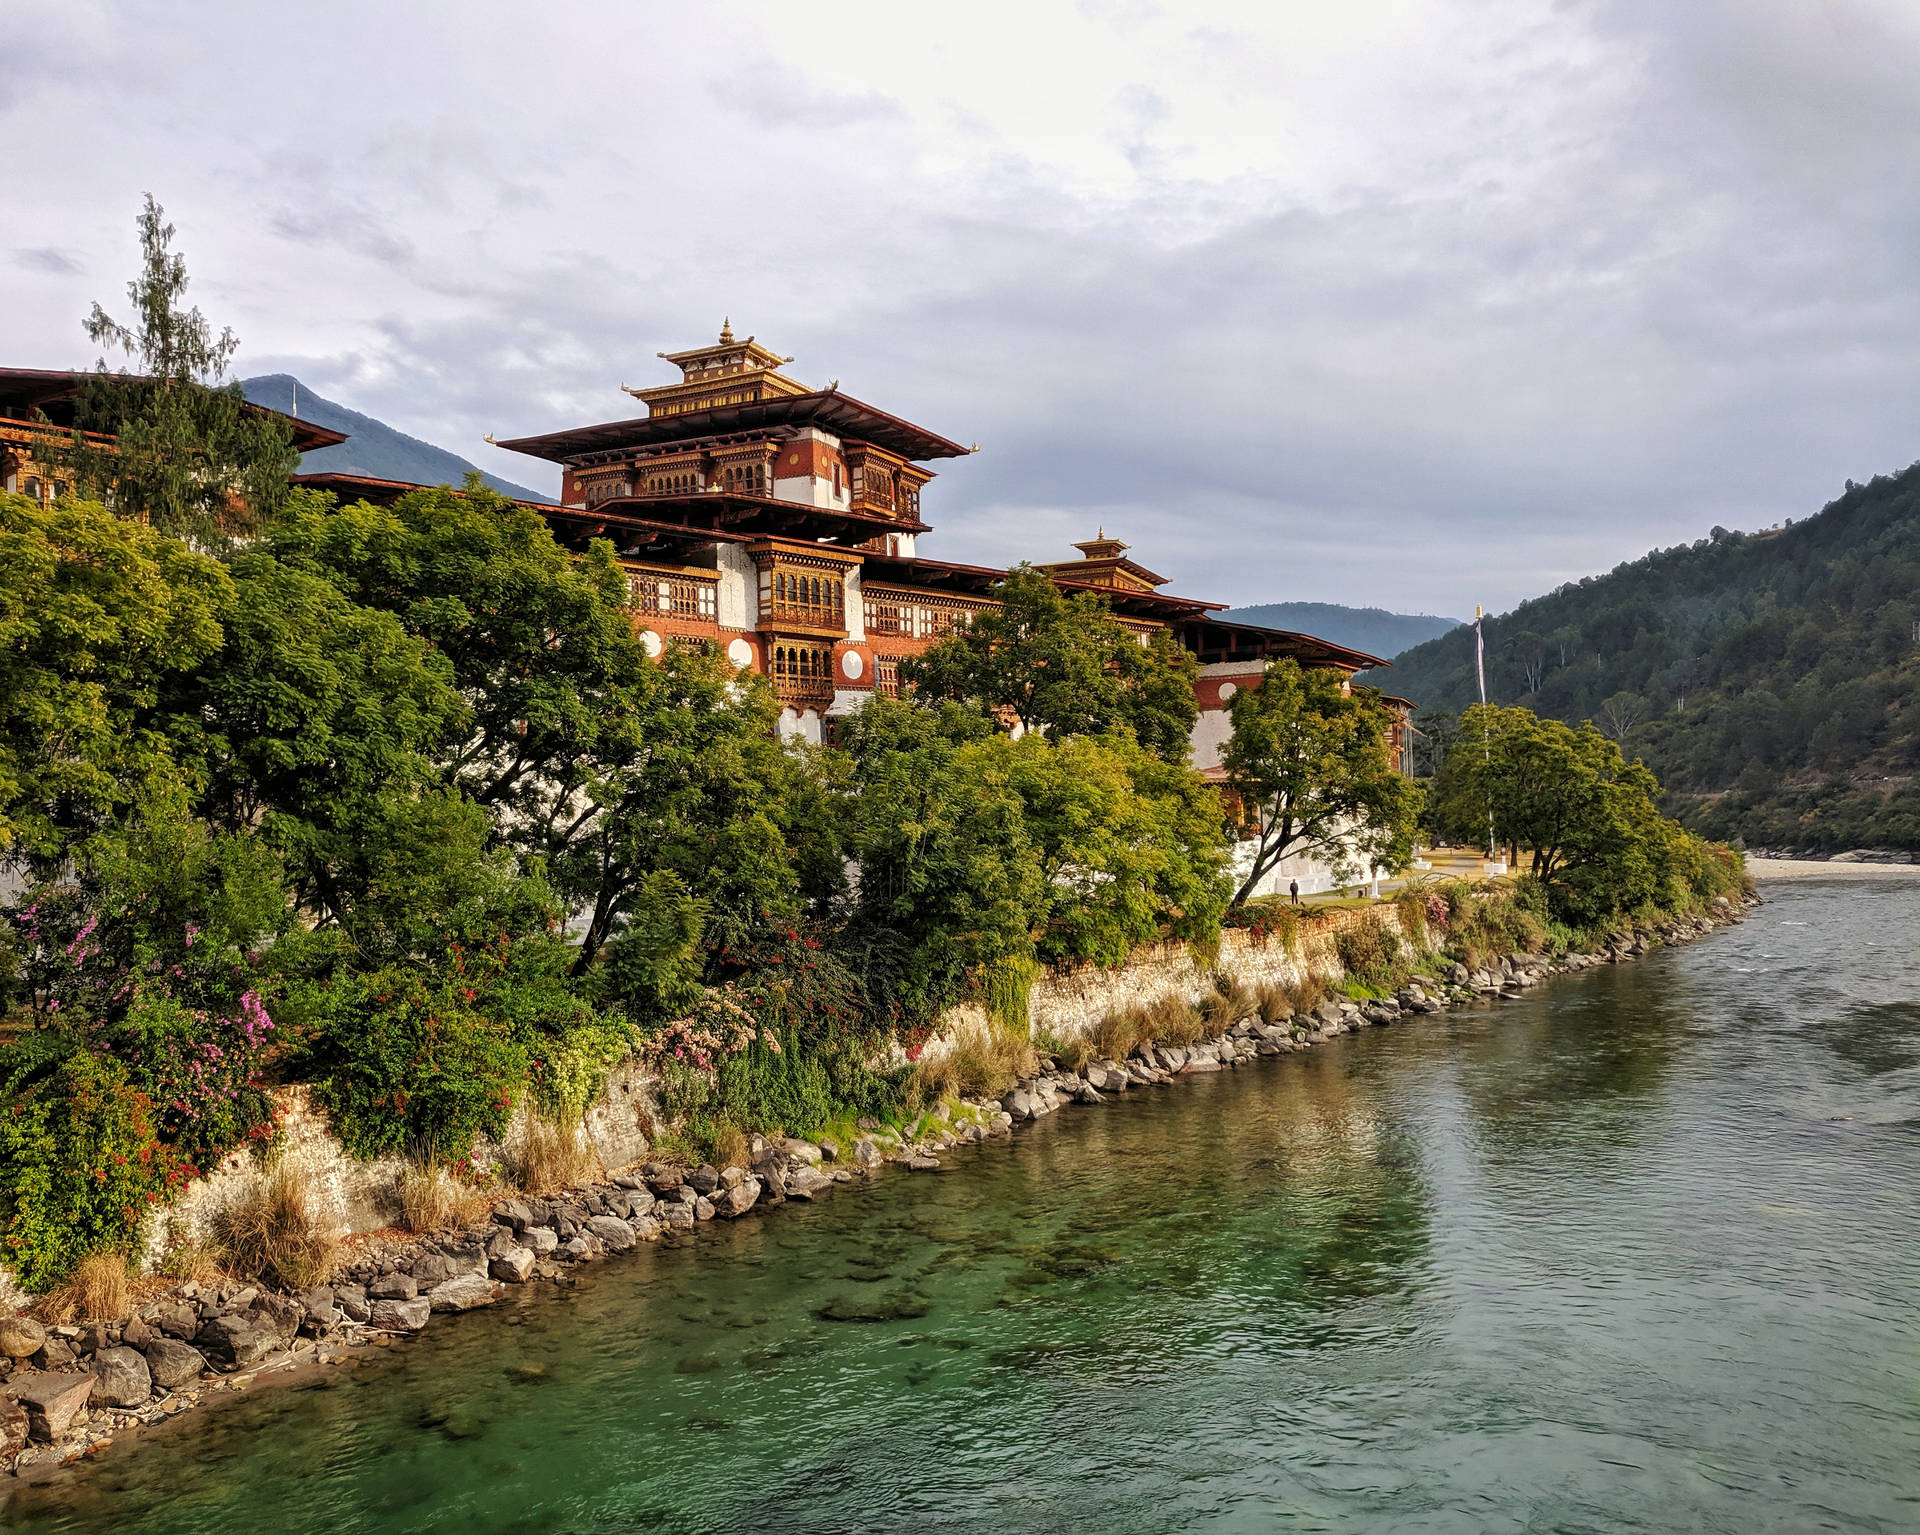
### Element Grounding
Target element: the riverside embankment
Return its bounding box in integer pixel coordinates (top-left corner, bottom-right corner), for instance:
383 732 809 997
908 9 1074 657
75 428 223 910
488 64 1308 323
0 890 1757 1487
8 874 1920 1533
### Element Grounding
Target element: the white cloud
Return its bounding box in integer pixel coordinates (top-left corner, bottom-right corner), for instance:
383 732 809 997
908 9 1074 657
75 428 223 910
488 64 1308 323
6 0 1918 616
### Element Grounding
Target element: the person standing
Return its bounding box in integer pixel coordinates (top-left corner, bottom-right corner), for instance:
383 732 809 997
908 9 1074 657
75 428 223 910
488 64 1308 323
1289 879 1300 907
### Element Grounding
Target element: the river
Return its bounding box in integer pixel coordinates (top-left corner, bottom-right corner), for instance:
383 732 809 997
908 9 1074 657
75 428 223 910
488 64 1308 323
6 877 1919 1534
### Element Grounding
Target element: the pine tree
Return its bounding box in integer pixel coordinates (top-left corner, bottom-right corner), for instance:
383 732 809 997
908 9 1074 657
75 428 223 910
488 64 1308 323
51 195 297 547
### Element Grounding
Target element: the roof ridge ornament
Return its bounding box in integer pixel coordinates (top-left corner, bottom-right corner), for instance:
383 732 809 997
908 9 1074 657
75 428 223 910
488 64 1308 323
719 317 735 344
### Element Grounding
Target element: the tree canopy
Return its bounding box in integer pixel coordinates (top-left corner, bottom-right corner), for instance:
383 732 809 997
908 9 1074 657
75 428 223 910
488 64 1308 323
899 565 1200 761
1220 659 1421 905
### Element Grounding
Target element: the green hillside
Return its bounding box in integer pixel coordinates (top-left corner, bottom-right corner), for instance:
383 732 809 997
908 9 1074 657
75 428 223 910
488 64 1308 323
1388 463 1920 853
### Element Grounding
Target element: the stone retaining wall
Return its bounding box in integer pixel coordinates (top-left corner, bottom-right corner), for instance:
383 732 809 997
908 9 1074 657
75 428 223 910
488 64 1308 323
140 907 1406 1261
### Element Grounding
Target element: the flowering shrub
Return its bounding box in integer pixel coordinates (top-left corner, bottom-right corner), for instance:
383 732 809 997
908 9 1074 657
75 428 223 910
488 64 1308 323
0 1048 190 1290
297 927 624 1164
0 806 287 1285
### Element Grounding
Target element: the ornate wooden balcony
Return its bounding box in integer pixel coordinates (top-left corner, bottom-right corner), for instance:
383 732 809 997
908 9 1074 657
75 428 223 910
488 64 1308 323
624 566 719 624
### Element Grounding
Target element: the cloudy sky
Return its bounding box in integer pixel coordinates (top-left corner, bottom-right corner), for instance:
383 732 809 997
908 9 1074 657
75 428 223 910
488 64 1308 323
9 1 1919 616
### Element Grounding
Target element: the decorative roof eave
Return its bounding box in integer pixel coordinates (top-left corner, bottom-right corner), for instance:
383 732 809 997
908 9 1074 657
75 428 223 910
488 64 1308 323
1036 554 1171 590
0 368 348 453
1050 576 1224 621
493 388 972 465
857 555 1011 595
290 470 553 508
582 490 930 545
1176 614 1390 672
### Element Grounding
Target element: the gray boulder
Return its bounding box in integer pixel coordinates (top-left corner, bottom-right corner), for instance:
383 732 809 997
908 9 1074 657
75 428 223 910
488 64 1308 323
12 1371 94 1441
492 1199 534 1231
143 1337 206 1390
152 1302 199 1340
89 1345 152 1408
369 1297 431 1332
524 1227 560 1254
410 1253 466 1286
0 1316 46 1359
427 1274 497 1313
490 1247 535 1283
368 1272 418 1301
782 1167 830 1202
195 1313 280 1372
586 1214 637 1251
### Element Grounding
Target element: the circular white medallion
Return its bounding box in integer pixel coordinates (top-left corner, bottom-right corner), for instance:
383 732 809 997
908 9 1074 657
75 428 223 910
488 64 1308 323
639 629 663 659
841 649 864 680
727 637 754 667
1218 681 1237 701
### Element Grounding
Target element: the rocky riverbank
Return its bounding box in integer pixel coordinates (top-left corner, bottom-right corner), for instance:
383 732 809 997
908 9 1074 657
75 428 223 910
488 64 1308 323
0 893 1757 1482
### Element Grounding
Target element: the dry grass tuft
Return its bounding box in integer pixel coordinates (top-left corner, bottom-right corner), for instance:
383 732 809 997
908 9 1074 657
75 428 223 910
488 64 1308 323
911 1017 1038 1104
212 1159 338 1291
1255 981 1294 1026
1092 1004 1147 1061
44 1250 133 1322
711 1122 751 1172
1043 1032 1094 1074
506 1117 599 1196
1286 972 1328 1019
1146 993 1207 1047
1199 975 1255 1033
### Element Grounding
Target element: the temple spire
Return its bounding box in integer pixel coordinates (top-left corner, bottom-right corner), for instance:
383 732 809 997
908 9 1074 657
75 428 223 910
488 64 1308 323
718 317 735 344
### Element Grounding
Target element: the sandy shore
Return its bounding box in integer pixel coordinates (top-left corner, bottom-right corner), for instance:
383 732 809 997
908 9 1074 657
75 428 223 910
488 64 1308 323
1746 858 1920 882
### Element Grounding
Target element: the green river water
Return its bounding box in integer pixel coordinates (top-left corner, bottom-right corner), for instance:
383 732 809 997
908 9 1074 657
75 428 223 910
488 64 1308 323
6 877 1919 1533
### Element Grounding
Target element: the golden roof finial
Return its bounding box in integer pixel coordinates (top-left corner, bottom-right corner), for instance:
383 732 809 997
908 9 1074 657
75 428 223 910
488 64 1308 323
719 317 735 344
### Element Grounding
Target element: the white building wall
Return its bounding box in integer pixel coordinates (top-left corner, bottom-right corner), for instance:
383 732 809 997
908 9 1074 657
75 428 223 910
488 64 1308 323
843 565 866 642
770 427 848 510
714 542 757 629
775 707 824 745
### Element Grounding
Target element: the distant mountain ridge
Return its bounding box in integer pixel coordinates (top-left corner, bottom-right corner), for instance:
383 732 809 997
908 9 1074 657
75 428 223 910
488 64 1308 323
240 374 551 504
1388 464 1920 853
1228 602 1462 662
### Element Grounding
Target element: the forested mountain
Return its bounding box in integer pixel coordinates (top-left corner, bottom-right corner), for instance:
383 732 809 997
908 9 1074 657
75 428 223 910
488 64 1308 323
240 374 551 503
1389 463 1920 852
1228 602 1460 660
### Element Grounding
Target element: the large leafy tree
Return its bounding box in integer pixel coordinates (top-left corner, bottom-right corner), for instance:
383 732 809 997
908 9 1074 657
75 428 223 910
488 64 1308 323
1434 703 1680 921
899 565 1199 762
52 196 298 546
1001 731 1229 965
1221 659 1421 906
266 483 802 967
0 492 229 871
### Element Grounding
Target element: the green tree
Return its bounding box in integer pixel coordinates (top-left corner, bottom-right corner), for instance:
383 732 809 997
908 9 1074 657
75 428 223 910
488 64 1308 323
1001 730 1229 964
899 565 1200 761
1433 703 1722 923
52 196 298 545
0 492 228 871
1220 659 1421 906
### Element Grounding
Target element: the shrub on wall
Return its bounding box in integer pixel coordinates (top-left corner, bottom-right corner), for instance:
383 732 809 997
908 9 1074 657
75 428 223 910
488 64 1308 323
0 1047 191 1290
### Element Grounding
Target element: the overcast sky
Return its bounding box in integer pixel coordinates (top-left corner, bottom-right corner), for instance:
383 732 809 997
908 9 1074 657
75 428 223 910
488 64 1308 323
9 1 1919 616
